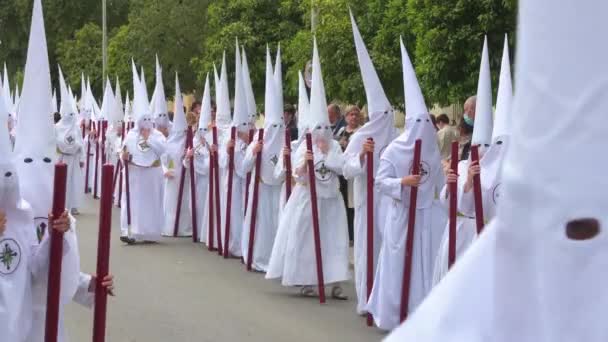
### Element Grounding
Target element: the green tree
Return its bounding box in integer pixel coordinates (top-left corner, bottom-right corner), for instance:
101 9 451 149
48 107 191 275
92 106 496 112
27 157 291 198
57 23 103 95
191 0 305 106
406 0 517 106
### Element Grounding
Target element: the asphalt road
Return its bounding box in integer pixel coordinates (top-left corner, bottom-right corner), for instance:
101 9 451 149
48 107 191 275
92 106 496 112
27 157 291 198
65 196 385 342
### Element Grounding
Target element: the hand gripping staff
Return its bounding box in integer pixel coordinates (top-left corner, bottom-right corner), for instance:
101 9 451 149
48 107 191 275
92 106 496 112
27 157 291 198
399 139 422 323
246 129 264 270
224 127 237 258
470 145 485 234
44 163 68 342
305 133 326 304
92 164 114 342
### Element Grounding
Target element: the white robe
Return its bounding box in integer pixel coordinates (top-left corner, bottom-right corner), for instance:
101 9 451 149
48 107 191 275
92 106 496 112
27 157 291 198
185 139 210 243
366 156 446 331
161 148 192 237
120 130 166 241
56 127 84 210
266 140 350 286
241 142 282 271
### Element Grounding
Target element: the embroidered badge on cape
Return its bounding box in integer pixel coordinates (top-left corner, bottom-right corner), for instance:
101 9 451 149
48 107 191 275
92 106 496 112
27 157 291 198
0 238 22 275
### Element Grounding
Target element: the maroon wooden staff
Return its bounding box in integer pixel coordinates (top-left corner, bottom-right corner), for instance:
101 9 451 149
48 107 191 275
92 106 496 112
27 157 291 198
94 122 100 199
173 127 194 237
189 127 198 243
207 144 215 250
84 120 93 193
123 149 131 226
284 130 293 200
399 139 422 323
243 129 255 214
246 129 264 271
365 138 374 326
224 127 237 258
116 122 126 209
44 163 68 342
81 121 86 139
92 164 114 342
470 146 485 234
448 142 459 269
101 120 108 165
212 126 223 255
305 133 326 304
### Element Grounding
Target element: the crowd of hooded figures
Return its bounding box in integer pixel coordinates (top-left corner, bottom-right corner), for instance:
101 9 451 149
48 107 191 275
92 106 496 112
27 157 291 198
4 0 606 341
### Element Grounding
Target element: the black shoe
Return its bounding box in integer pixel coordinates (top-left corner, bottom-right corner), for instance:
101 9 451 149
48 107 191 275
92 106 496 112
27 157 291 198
120 236 136 245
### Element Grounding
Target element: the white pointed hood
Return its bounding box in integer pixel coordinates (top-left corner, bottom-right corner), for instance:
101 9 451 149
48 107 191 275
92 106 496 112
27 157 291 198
152 57 170 128
308 37 331 141
111 78 124 125
56 65 82 155
124 91 132 123
216 52 232 128
241 46 257 123
99 78 114 121
166 73 188 157
296 71 310 141
379 38 441 209
471 36 493 147
3 63 12 111
345 12 396 163
274 44 284 116
131 60 153 131
51 89 58 113
0 86 23 211
492 35 512 141
198 74 212 137
233 42 250 132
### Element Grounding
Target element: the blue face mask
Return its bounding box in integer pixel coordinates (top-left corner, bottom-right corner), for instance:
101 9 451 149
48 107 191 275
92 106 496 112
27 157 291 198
463 113 474 126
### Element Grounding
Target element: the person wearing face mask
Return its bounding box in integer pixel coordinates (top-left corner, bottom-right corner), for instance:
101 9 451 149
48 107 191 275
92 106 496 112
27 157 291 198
241 48 283 271
433 36 510 285
366 40 446 331
120 62 167 244
266 39 350 300
55 67 85 216
458 96 477 161
184 76 212 243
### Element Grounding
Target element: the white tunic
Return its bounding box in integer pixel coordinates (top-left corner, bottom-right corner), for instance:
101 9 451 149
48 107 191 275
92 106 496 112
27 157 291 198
55 125 84 210
366 156 446 331
161 147 192 237
266 140 350 286
188 136 210 243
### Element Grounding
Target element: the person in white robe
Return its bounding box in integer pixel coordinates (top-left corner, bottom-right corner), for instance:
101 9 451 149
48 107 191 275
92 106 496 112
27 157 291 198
342 12 398 315
242 47 283 270
432 36 512 285
152 57 172 138
161 74 192 237
120 62 166 244
185 75 212 243
55 67 85 215
365 39 446 331
385 2 607 341
266 39 350 299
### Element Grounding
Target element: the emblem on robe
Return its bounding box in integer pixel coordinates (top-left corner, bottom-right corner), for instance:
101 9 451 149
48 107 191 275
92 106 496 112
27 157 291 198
34 217 48 243
492 183 501 204
0 238 21 275
64 134 75 145
314 161 333 182
409 160 431 184
137 139 151 152
270 154 279 166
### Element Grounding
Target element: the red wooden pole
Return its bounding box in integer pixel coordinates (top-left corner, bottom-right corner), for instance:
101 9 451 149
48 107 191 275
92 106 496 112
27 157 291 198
117 162 123 209
224 127 237 258
94 122 100 199
365 138 374 326
111 161 121 194
207 147 215 250
101 120 108 165
84 120 93 193
92 164 114 342
44 163 68 342
246 129 264 270
284 130 293 200
470 146 485 234
305 133 326 304
188 127 198 243
212 126 223 255
244 129 255 214
399 139 422 323
448 142 459 269
173 128 193 237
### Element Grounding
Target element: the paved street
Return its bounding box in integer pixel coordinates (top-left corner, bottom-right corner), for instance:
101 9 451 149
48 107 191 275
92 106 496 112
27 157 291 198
65 196 385 342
